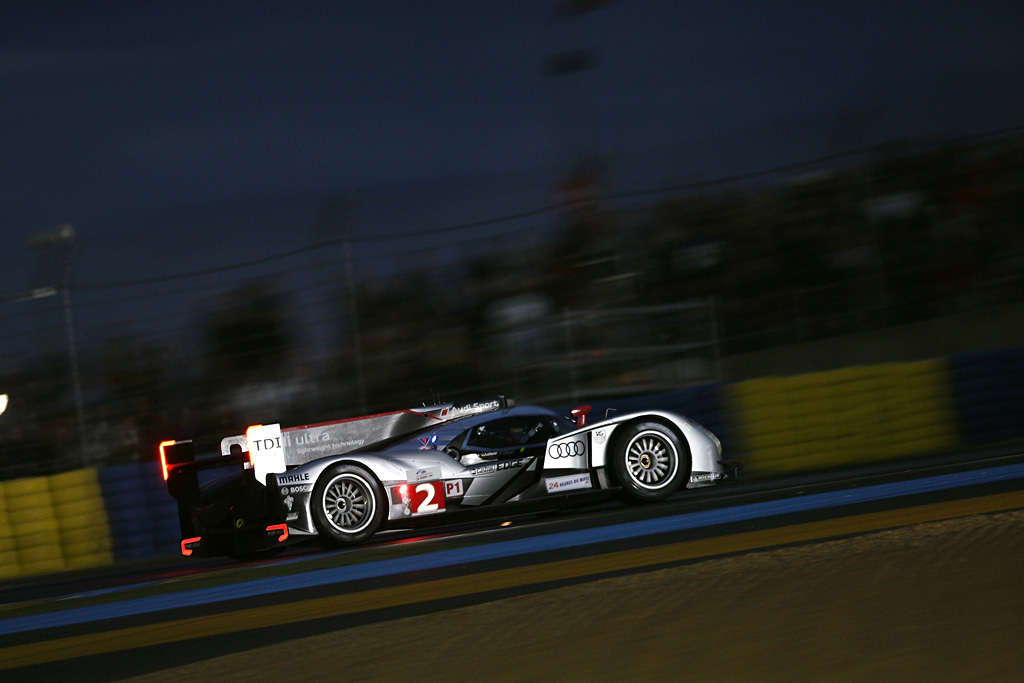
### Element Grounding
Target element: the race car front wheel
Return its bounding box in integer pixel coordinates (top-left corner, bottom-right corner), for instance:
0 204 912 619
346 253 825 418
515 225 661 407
311 464 386 546
611 422 689 503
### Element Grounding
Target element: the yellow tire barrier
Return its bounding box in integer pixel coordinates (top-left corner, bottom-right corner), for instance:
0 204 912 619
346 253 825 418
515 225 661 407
51 483 102 507
5 485 54 507
49 468 99 491
49 469 103 511
56 509 110 532
54 492 112 561
55 498 108 521
17 543 63 564
3 476 49 498
0 534 15 553
62 538 113 558
0 550 20 579
64 553 110 570
59 526 105 546
731 360 958 476
50 476 114 566
19 559 65 576
13 520 61 549
7 504 57 527
0 470 115 577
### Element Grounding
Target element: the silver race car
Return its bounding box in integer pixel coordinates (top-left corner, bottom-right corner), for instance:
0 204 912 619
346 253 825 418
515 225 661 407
160 397 735 556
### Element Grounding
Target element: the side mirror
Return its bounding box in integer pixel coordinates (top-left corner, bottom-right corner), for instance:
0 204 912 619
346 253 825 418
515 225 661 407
570 405 593 428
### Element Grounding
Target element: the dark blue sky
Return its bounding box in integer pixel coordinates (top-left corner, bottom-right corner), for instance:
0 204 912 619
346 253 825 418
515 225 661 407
1 1 1023 356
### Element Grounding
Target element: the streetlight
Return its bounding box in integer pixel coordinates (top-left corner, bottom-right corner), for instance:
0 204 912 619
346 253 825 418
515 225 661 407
22 224 87 465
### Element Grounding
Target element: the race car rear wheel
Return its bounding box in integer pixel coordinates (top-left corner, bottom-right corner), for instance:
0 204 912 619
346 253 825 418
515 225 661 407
611 422 689 503
311 464 386 546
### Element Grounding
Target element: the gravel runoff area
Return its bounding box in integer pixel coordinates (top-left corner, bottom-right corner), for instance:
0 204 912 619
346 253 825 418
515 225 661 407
126 510 1024 682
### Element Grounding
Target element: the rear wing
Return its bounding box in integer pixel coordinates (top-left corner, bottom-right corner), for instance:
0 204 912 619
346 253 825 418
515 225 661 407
160 397 513 495
231 398 511 467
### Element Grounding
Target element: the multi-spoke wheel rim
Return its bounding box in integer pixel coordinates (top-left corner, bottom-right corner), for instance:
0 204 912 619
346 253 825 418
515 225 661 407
624 431 678 490
322 474 375 533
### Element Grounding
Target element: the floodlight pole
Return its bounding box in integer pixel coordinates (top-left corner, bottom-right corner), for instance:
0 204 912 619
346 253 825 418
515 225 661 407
0 276 87 466
317 198 367 414
62 282 87 465
22 224 87 466
343 236 368 414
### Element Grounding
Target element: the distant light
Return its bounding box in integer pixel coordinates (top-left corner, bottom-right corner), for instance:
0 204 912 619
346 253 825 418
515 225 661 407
500 521 512 527
0 394 7 416
29 287 58 299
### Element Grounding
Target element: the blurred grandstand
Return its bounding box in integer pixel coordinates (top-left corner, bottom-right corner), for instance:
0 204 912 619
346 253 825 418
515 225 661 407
1 128 1023 477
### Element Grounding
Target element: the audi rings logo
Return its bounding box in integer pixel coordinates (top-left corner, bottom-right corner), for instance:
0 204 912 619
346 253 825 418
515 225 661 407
548 440 586 459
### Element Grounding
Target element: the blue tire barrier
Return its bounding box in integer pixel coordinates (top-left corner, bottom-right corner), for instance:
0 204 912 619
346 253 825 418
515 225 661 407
949 346 1024 445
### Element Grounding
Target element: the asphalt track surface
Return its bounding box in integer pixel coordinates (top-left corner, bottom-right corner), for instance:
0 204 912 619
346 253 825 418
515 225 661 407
2 449 1023 681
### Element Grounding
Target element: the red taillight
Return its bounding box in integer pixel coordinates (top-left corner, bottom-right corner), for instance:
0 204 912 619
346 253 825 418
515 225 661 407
266 523 289 543
181 537 201 556
392 483 412 506
159 440 177 481
245 425 262 466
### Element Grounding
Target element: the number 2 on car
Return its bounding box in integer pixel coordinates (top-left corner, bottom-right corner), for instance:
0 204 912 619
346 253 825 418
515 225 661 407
410 481 446 514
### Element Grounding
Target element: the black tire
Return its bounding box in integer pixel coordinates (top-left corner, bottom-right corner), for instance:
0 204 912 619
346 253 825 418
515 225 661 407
611 422 689 503
311 464 387 546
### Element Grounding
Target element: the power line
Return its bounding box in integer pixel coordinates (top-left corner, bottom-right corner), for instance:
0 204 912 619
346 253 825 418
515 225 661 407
70 123 1024 291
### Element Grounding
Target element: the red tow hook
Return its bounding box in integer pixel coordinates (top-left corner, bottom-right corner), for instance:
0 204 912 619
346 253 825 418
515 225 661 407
570 405 593 428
